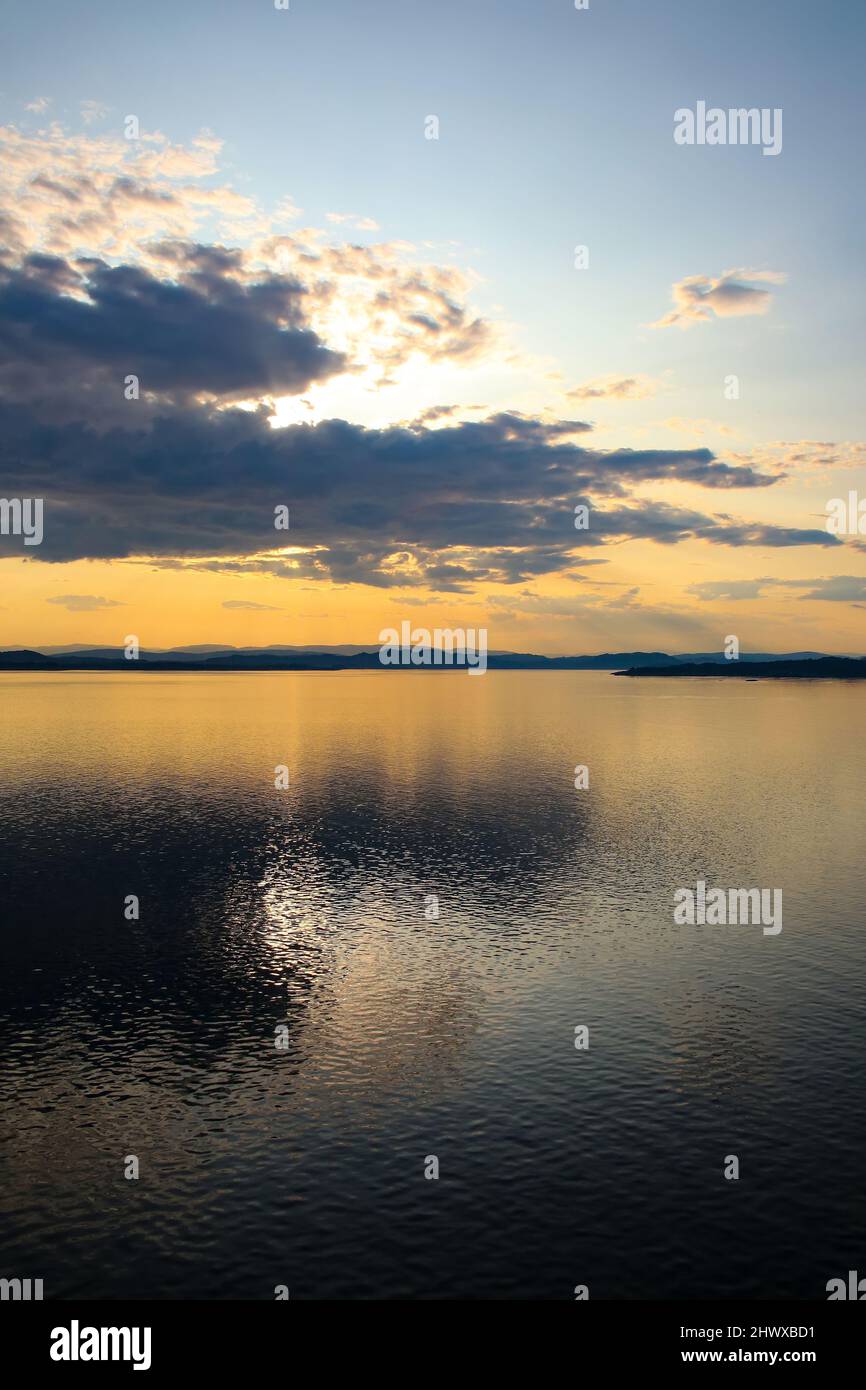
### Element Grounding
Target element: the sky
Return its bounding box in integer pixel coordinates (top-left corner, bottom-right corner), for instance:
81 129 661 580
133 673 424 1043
1 0 864 653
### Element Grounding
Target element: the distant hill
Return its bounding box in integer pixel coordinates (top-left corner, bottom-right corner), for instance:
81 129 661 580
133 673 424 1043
0 647 673 671
0 649 59 668
34 643 377 660
675 651 829 664
0 645 860 673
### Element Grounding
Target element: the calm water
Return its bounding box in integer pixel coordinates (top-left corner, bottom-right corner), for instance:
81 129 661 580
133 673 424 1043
1 670 864 1300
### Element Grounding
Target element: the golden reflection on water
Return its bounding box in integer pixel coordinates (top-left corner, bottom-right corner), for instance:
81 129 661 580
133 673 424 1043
2 670 866 1296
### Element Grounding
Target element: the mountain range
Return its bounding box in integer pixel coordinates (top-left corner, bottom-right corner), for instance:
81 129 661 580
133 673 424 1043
0 645 853 672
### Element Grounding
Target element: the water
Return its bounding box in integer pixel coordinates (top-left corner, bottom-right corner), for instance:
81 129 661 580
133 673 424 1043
1 670 864 1300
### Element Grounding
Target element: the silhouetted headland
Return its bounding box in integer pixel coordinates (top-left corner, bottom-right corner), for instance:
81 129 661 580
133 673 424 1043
617 657 866 679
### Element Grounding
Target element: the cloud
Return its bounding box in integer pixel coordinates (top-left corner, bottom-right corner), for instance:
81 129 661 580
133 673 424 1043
728 440 866 477
325 212 380 232
567 375 660 401
488 592 616 617
80 101 109 126
0 123 843 599
589 502 836 551
0 124 236 261
222 599 282 610
661 418 736 438
688 577 780 601
799 575 866 602
45 594 124 611
0 122 491 380
651 268 786 329
0 392 833 586
0 251 346 412
688 574 866 603
272 196 302 222
24 97 51 114
487 586 720 641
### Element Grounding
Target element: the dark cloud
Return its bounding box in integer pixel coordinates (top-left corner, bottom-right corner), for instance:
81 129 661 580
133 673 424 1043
603 504 836 549
598 449 773 490
0 391 838 587
0 250 345 415
0 242 839 591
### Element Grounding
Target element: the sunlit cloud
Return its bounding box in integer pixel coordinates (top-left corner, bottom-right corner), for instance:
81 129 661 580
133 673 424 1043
651 268 786 329
325 212 380 231
568 374 661 401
